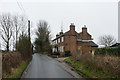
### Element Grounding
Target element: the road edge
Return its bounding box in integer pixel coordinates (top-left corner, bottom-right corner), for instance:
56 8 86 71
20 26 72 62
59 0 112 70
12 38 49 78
55 59 85 79
20 60 32 78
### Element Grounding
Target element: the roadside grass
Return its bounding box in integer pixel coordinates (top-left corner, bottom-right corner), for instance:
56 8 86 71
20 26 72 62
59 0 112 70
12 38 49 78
64 57 117 79
3 56 32 78
3 61 27 78
8 61 27 78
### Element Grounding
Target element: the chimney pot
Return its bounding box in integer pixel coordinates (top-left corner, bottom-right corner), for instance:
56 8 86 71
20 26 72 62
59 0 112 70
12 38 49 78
71 23 74 25
56 34 59 37
82 25 87 34
60 31 63 35
84 25 86 28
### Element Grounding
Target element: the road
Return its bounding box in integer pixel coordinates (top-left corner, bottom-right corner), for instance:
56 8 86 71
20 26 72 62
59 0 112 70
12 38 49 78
22 53 79 78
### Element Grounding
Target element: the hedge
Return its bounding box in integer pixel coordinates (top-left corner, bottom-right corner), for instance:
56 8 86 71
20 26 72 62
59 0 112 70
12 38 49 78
95 46 120 56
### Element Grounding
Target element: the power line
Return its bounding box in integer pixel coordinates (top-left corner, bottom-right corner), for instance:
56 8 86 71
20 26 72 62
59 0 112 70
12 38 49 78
19 0 26 13
16 0 23 12
16 0 25 14
16 0 30 20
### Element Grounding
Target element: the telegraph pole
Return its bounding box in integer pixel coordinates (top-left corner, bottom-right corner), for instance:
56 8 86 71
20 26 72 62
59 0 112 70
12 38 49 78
28 20 33 54
28 20 30 41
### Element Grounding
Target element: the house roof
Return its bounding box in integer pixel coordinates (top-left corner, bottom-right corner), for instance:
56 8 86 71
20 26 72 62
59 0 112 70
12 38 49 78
89 41 98 47
77 39 92 42
77 39 98 47
52 33 65 41
52 30 78 41
78 32 91 36
110 43 120 47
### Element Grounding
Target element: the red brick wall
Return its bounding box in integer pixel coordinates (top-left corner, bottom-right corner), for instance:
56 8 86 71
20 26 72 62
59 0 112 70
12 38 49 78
64 35 70 51
77 42 90 54
52 24 94 55
69 36 77 54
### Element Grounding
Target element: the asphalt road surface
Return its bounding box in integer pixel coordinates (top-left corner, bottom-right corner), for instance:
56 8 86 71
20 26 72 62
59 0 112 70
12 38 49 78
22 53 76 78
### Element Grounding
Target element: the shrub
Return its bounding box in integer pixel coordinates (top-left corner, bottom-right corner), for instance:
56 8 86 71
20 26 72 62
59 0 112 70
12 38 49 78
2 52 22 74
65 50 71 57
53 52 60 55
71 52 120 78
95 46 120 56
118 46 120 54
17 34 32 60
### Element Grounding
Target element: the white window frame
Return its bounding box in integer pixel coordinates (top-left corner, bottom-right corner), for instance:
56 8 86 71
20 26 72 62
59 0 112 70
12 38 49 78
61 37 64 42
58 38 60 43
52 48 55 52
59 46 64 52
53 41 55 45
62 46 64 52
56 40 57 44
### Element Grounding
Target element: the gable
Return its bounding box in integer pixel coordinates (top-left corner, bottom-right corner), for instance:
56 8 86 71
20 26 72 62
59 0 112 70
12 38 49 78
77 32 91 40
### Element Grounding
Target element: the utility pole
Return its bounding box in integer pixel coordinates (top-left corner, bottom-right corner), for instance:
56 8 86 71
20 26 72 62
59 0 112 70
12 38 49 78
28 20 33 54
28 20 30 41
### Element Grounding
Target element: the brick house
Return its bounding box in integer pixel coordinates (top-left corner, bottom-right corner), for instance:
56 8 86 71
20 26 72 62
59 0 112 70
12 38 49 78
52 23 98 55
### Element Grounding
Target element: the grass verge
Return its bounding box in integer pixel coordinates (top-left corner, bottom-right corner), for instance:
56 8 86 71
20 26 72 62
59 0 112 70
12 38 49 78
3 57 32 78
7 61 27 78
64 56 117 79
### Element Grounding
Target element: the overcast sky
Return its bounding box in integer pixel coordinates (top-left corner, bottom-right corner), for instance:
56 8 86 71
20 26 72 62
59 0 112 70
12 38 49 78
0 0 119 47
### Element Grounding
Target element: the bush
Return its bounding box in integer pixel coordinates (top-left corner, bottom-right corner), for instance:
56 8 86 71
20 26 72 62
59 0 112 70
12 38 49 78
65 51 71 57
17 34 32 60
53 52 60 55
118 46 120 54
95 46 120 56
71 52 120 78
2 52 22 74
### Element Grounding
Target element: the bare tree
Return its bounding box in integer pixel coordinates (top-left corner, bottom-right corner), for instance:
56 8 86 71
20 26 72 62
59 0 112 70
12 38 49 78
20 16 27 35
12 15 28 50
0 14 28 51
13 15 19 50
99 35 117 47
0 14 13 51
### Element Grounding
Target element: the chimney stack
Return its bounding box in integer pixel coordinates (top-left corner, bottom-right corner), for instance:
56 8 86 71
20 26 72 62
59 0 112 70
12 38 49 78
56 34 59 37
82 25 87 34
70 23 75 35
60 29 63 35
